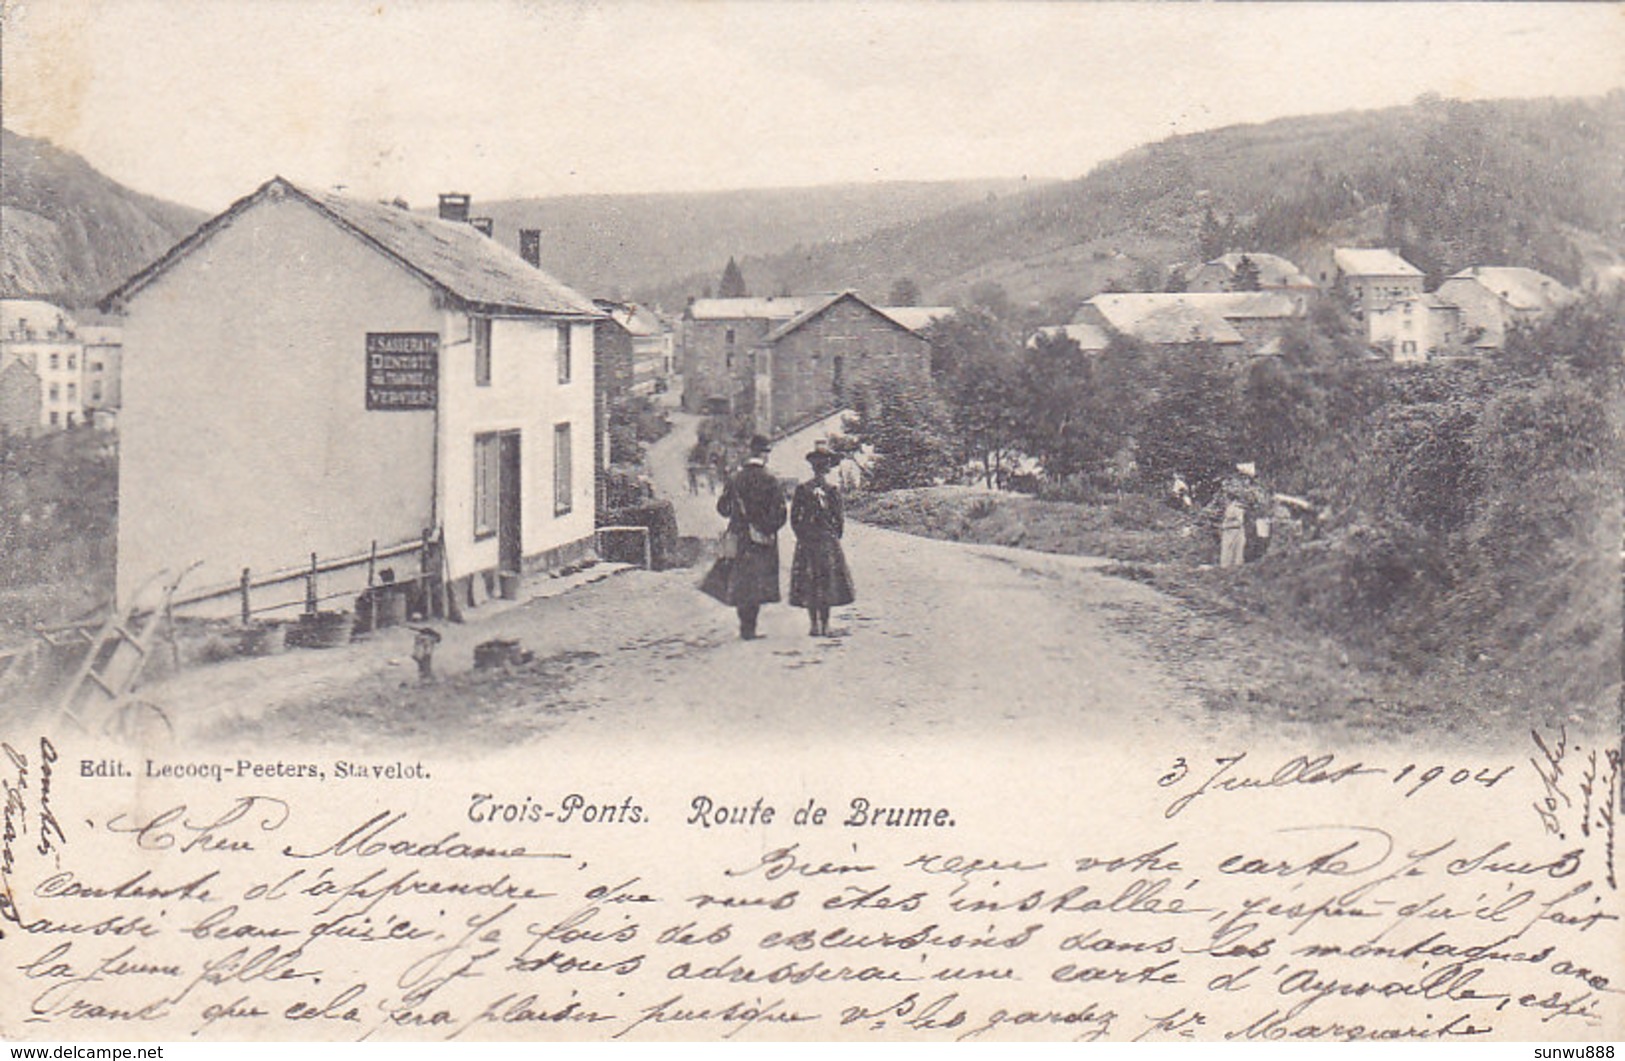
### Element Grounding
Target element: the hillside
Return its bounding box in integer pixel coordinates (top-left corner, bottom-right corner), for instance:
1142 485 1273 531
462 178 1042 304
1 128 207 309
644 94 1625 311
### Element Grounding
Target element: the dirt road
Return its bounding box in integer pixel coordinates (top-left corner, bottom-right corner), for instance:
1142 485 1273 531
71 411 1319 755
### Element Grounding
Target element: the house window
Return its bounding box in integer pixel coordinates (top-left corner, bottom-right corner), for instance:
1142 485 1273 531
832 355 845 401
91 381 103 401
554 422 573 516
49 354 59 370
557 323 572 384
67 355 76 370
90 361 103 372
473 432 499 539
49 411 59 426
65 412 76 427
1401 340 1417 355
473 317 492 386
66 383 76 401
49 384 59 401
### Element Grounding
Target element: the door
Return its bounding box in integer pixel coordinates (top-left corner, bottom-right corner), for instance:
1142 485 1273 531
498 430 522 573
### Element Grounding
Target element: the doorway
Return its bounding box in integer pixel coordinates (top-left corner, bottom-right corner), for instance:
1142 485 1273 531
498 430 522 574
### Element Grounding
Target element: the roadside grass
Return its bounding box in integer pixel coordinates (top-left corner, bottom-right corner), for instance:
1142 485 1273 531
848 485 1614 739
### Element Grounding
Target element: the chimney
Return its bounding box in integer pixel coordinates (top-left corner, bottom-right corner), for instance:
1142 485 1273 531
438 193 471 222
519 229 542 267
471 217 494 237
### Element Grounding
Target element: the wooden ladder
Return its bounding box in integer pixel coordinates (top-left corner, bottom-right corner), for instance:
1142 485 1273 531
58 566 192 733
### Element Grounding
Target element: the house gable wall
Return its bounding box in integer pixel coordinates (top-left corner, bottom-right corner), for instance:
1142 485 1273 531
117 194 440 605
681 316 776 413
764 297 930 434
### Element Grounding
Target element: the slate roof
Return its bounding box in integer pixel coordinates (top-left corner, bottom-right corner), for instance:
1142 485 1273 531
1083 294 1246 345
1334 247 1423 278
594 300 666 337
752 291 914 345
1445 267 1575 312
686 295 832 321
103 177 601 317
1204 252 1315 288
879 306 956 333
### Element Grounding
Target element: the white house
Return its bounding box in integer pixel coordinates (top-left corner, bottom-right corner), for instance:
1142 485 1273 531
0 299 87 431
102 177 602 615
1367 293 1462 363
1330 247 1425 317
1435 266 1575 350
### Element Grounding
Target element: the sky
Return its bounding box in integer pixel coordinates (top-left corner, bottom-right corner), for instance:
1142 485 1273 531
2 1 1622 213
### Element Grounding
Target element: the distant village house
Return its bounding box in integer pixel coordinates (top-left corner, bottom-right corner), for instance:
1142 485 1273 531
1186 252 1317 309
0 299 122 434
1435 266 1575 350
682 291 934 436
1067 291 1303 356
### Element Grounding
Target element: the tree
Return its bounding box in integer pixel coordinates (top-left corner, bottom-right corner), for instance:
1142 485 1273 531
924 308 1026 487
1019 331 1113 480
888 278 922 307
1197 205 1232 260
1232 254 1262 291
1135 345 1240 492
718 257 748 298
839 372 954 491
965 280 1014 322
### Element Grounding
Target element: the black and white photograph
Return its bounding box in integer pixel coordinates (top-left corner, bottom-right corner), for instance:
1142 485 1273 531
0 0 1620 1046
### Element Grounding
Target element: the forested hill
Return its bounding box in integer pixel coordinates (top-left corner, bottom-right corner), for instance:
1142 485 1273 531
464 178 1043 304
643 93 1625 312
1 128 208 309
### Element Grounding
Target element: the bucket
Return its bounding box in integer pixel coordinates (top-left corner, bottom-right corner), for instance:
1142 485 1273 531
376 589 408 628
499 571 522 600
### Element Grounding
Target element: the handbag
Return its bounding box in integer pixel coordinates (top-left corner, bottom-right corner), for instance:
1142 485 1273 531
717 528 740 559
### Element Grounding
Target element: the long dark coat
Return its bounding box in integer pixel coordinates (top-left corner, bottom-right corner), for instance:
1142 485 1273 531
789 478 855 609
699 460 787 607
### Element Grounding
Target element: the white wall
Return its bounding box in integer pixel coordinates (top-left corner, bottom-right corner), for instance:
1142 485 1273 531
438 316 596 581
118 195 438 606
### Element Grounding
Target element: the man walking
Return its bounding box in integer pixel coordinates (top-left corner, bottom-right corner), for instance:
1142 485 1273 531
700 434 788 639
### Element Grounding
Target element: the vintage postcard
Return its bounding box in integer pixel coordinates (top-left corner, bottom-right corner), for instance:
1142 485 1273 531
0 0 1621 1046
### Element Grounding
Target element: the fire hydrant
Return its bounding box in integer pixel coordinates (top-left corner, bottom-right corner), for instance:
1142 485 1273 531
410 626 442 682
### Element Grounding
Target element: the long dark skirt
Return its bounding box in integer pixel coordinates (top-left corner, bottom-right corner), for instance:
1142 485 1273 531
699 538 781 607
789 536 855 609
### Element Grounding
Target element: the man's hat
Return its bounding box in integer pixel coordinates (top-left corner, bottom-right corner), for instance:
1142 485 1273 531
749 434 772 456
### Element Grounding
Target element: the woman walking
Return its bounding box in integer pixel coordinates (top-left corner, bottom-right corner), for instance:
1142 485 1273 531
700 434 787 639
789 441 855 636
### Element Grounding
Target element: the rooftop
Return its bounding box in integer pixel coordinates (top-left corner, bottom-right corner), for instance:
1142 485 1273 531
879 306 956 333
105 177 601 317
1446 266 1575 311
1082 294 1247 346
1204 252 1315 288
1334 247 1423 278
686 295 833 321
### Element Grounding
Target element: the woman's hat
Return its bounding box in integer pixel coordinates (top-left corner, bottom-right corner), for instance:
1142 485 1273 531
806 439 840 470
749 434 772 456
